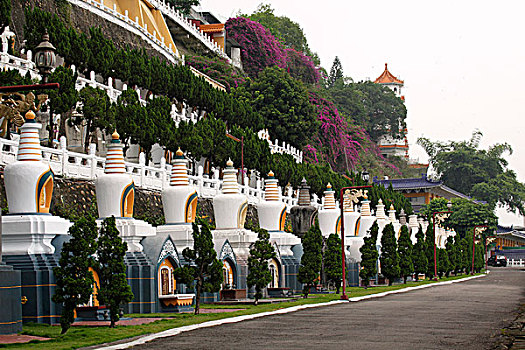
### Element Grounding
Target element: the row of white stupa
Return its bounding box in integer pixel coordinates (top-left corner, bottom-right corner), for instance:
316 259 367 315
1 112 454 260
1 111 301 257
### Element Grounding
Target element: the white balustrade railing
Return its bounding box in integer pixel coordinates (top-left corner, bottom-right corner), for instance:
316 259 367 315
0 136 313 210
68 0 181 64
148 0 230 61
507 258 524 267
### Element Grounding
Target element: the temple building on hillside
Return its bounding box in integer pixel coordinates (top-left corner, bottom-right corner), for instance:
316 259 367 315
374 63 409 160
374 174 477 212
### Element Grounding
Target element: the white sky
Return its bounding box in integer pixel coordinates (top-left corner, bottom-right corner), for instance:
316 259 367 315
197 0 525 225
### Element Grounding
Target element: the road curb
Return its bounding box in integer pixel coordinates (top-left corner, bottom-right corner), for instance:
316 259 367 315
96 274 487 349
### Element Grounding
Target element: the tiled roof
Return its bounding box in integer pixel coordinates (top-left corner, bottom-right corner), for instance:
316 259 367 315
374 63 404 85
199 23 224 33
373 175 471 199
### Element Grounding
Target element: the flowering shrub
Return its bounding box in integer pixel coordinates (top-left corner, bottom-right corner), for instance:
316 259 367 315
285 48 320 85
225 17 286 77
305 92 400 175
226 17 319 84
185 55 246 92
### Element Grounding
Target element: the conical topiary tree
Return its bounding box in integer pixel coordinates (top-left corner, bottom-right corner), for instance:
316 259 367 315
454 235 466 274
438 248 450 277
97 216 134 328
380 223 400 286
298 222 323 298
53 215 98 334
174 218 223 314
359 221 379 287
324 233 342 293
247 227 276 305
424 224 436 279
397 225 414 284
445 236 457 275
412 226 427 281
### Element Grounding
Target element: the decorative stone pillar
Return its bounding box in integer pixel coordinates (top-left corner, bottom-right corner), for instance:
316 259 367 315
290 178 318 237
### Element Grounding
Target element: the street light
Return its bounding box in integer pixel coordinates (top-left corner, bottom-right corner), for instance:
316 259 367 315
362 170 370 183
339 184 371 300
33 29 57 83
432 200 452 280
471 222 488 275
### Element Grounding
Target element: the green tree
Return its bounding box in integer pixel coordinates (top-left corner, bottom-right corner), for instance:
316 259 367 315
0 0 11 31
418 131 525 215
78 86 112 152
437 248 450 277
324 233 342 293
47 66 79 141
245 4 311 54
327 56 344 88
298 222 323 298
397 225 413 284
460 236 470 275
96 216 133 328
247 227 276 304
412 226 427 281
445 236 457 275
174 219 223 314
474 243 484 273
165 0 199 15
53 216 98 334
380 223 400 286
233 66 317 149
424 225 436 279
359 221 379 287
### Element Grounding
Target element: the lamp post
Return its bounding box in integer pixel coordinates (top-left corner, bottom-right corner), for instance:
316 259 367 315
0 30 58 93
339 171 371 300
33 29 57 83
432 201 452 280
471 223 488 275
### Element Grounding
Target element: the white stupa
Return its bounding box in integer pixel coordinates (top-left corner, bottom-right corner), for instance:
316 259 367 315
257 171 286 231
162 148 198 224
257 171 300 255
318 183 340 237
408 214 419 243
156 148 198 252
213 159 248 230
95 130 155 252
2 111 71 255
342 189 360 238
357 193 377 237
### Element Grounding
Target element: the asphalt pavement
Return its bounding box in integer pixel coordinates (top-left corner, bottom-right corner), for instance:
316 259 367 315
133 268 525 350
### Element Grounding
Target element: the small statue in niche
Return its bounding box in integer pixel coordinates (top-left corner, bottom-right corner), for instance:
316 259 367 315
0 92 48 138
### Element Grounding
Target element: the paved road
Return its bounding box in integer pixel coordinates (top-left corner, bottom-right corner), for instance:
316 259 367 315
135 269 525 350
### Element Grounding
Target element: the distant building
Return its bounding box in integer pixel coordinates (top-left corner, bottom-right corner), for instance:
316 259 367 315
374 63 409 160
490 226 525 260
374 174 474 212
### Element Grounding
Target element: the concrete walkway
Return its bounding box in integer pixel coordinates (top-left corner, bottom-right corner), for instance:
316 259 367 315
129 269 524 350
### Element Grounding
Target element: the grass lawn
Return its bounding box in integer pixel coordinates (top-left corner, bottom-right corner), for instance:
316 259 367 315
2 273 483 349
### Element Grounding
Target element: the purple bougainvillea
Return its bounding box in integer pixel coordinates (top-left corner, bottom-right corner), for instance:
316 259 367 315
306 92 400 174
225 17 319 84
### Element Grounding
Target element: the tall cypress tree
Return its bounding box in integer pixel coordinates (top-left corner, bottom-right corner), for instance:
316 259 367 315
424 225 436 279
438 248 450 277
359 221 379 287
324 233 342 293
412 226 427 281
298 222 323 298
397 225 413 284
53 216 98 334
454 235 465 274
174 218 223 314
97 216 133 328
445 236 457 275
380 223 400 286
247 228 276 305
